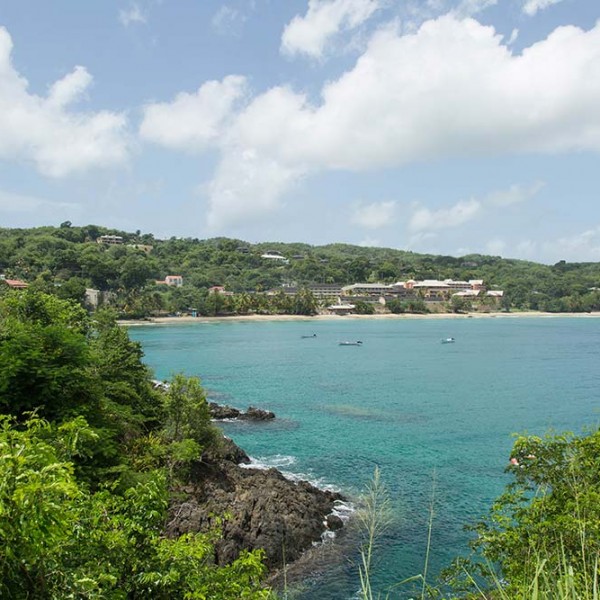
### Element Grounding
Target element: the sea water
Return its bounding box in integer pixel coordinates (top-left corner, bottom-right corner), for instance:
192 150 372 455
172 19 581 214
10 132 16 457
129 317 600 599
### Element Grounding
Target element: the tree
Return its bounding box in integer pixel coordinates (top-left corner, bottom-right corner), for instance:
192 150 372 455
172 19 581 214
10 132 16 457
0 416 82 598
0 416 272 599
119 255 154 290
451 429 600 596
354 301 376 315
55 276 88 305
450 295 471 313
292 289 318 315
0 292 97 421
162 374 215 446
386 299 406 314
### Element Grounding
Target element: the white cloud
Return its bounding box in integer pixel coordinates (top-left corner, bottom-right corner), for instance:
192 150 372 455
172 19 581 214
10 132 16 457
515 239 538 259
281 0 380 58
119 4 147 26
139 76 247 152
409 198 481 232
205 149 304 228
147 16 600 227
507 28 519 45
549 227 600 262
523 0 564 17
352 200 396 229
452 0 497 18
358 237 381 247
0 27 129 177
240 16 600 173
407 180 542 234
212 6 245 35
46 66 92 109
0 189 79 213
486 238 506 255
486 180 545 206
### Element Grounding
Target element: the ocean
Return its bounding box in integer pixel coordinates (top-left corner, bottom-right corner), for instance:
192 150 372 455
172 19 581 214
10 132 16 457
129 316 600 599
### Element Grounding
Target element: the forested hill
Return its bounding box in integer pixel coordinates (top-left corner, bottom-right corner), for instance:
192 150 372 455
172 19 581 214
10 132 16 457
1 223 600 314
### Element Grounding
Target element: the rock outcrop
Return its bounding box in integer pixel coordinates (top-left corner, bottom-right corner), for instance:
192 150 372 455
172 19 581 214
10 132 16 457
209 402 275 421
167 438 344 570
243 406 275 420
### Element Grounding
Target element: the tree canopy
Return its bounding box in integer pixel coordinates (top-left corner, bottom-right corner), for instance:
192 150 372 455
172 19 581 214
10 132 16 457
2 224 600 318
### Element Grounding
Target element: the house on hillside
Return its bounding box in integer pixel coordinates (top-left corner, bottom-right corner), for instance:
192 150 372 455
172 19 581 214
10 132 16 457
261 251 289 264
208 286 233 296
97 235 124 245
156 275 183 287
1 278 28 289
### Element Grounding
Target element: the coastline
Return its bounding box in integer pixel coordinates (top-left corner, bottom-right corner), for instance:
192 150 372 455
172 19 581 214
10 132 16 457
119 310 600 326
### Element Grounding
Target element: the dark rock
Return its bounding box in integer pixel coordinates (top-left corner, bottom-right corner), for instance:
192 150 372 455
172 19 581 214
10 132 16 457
202 436 251 465
209 402 241 419
326 514 344 531
167 448 344 570
209 402 276 421
241 406 275 421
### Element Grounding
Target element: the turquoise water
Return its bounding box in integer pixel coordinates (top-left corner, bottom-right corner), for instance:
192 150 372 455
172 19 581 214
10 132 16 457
129 317 600 598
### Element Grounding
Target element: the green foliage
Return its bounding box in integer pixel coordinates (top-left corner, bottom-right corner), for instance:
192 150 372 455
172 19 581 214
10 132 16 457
162 374 216 446
0 292 98 420
450 296 472 313
0 292 272 597
354 301 376 315
386 299 406 314
448 429 600 597
0 416 271 599
0 415 82 598
3 224 600 318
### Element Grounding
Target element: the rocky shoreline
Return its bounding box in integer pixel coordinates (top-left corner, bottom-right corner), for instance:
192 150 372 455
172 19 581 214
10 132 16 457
208 402 276 421
166 435 347 571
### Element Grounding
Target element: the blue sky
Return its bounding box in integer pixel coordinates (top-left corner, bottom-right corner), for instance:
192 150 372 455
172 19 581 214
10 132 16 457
0 0 599 263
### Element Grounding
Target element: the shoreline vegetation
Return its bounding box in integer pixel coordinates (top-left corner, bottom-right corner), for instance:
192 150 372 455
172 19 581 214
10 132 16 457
0 290 345 598
119 309 600 325
3 218 600 595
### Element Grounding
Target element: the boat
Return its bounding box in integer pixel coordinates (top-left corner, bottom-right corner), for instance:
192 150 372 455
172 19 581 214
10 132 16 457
339 341 363 346
441 337 455 344
301 334 317 338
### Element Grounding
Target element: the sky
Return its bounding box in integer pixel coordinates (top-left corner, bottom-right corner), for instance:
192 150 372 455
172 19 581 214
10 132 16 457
0 0 599 263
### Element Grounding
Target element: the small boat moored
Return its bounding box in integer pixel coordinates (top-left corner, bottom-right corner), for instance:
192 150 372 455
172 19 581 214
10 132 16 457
301 334 317 338
339 340 363 346
441 337 455 344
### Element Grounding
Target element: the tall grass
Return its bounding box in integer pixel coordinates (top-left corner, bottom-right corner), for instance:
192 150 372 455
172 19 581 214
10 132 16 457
356 468 600 600
357 468 436 600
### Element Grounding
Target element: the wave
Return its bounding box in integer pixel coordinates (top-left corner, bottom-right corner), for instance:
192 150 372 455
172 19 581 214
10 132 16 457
239 454 297 469
240 454 356 543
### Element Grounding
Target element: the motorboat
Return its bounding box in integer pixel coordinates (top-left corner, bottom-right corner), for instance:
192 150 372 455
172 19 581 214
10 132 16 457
441 337 455 344
339 341 363 346
301 334 317 338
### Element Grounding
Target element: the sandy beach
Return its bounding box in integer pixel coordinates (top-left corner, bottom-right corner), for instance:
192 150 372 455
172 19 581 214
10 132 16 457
118 311 600 326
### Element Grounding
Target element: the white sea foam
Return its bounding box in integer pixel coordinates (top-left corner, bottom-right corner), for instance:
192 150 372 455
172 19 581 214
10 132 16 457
331 499 356 522
240 455 350 496
239 454 297 470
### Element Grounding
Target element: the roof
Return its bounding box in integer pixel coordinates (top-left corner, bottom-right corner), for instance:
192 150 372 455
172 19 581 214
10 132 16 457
3 279 28 288
342 283 391 290
413 280 450 288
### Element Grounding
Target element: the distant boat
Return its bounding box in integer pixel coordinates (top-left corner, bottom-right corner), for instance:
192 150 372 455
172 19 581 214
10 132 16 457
441 337 455 344
301 334 317 338
339 341 363 346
